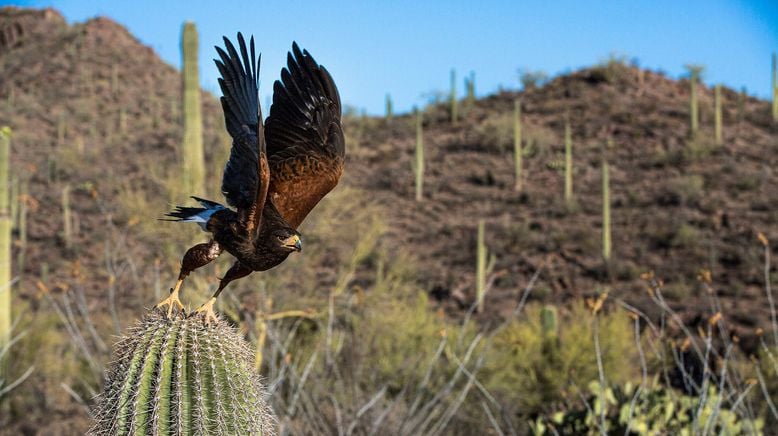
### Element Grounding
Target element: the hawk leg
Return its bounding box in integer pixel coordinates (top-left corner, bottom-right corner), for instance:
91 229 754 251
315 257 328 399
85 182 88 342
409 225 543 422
155 240 222 317
193 261 252 324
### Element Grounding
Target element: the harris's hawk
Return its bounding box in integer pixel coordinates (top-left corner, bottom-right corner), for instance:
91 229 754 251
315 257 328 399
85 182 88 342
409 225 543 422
155 33 344 322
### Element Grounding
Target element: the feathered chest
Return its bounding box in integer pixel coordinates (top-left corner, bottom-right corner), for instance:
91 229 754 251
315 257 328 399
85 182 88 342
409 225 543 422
209 207 294 272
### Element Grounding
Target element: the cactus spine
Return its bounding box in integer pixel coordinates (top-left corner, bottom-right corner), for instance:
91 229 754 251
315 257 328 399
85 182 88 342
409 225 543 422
513 99 523 192
602 140 612 262
181 21 205 195
476 220 486 313
685 65 703 137
714 84 722 145
564 115 573 206
772 52 777 122
385 94 393 122
450 69 458 124
0 127 10 360
414 107 424 202
90 311 274 435
62 184 72 250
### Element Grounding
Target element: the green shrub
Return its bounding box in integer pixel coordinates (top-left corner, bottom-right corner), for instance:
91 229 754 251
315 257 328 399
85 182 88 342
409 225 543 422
483 304 639 419
532 379 763 435
519 69 549 90
671 223 701 249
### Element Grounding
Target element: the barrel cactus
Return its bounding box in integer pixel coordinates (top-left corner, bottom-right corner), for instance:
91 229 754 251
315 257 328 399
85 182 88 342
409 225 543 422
90 311 275 435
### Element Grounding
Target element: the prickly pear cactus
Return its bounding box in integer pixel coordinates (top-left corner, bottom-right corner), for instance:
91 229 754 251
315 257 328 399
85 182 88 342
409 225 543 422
89 311 275 435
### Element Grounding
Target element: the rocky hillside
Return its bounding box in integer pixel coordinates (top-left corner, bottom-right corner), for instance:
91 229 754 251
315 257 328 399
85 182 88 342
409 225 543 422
1 6 777 432
345 67 778 346
2 5 778 341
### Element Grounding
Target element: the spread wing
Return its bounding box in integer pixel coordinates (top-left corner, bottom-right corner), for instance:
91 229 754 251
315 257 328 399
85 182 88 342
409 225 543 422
215 33 269 235
265 42 344 229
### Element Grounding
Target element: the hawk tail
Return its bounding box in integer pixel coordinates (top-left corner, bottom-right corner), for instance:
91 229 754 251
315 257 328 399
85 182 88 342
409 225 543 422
161 197 225 231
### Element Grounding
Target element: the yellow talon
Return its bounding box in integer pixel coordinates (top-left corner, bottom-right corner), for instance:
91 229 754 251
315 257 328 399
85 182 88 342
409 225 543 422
194 297 219 325
154 279 184 318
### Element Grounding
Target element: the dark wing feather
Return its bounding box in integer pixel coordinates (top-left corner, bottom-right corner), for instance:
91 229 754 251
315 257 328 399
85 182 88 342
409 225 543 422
265 42 344 229
215 33 269 234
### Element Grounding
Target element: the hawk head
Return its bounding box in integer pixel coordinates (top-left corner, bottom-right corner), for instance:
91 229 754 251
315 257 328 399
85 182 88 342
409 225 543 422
274 227 302 253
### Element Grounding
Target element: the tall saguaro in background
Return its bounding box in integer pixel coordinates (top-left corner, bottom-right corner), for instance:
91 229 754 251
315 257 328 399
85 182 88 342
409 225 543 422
414 107 424 201
0 127 11 361
181 21 205 195
772 52 777 122
449 69 458 124
564 115 574 206
714 84 723 145
685 64 704 138
385 94 393 123
513 99 523 192
602 139 612 262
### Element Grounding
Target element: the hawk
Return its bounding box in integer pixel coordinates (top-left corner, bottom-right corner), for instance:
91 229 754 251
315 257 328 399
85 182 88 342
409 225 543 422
155 33 344 322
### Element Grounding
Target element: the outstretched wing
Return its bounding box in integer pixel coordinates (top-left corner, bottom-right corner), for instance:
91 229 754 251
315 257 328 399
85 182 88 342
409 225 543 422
265 42 344 229
214 33 269 235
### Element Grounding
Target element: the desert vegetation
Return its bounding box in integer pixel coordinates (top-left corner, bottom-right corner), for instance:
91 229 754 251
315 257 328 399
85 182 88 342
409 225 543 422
0 6 777 435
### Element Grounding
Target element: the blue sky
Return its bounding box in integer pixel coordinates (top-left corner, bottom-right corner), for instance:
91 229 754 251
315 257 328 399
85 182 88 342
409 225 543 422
5 1 778 114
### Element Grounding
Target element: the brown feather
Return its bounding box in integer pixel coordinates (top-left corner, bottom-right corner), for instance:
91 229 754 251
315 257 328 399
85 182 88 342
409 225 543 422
214 34 270 237
265 42 344 228
245 108 269 235
269 153 343 228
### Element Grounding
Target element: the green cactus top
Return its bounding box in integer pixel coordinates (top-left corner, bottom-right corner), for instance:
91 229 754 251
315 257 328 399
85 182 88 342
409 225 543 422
90 311 275 436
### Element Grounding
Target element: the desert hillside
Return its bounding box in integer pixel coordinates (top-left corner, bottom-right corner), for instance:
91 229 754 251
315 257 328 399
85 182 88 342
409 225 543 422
1 6 777 434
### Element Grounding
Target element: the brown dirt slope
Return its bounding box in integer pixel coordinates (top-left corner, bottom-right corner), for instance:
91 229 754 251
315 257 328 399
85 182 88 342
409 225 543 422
2 7 778 341
343 62 778 346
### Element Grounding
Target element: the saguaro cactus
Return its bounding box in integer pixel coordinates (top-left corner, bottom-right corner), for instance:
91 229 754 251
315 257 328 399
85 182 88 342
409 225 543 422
476 220 486 313
181 21 206 195
513 99 523 192
385 94 393 122
602 140 612 262
772 52 777 122
449 69 458 124
414 107 424 201
62 185 72 250
465 71 475 107
119 107 127 135
540 304 559 361
90 311 275 435
540 305 558 341
564 115 574 206
0 127 10 354
685 64 704 137
714 84 723 145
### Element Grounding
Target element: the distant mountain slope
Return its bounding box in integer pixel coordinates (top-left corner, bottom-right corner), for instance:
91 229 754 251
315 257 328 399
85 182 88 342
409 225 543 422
343 61 778 349
0 6 228 304
1 6 777 350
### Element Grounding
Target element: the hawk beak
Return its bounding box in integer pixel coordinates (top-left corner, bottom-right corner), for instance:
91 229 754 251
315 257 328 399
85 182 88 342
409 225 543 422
283 235 302 252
